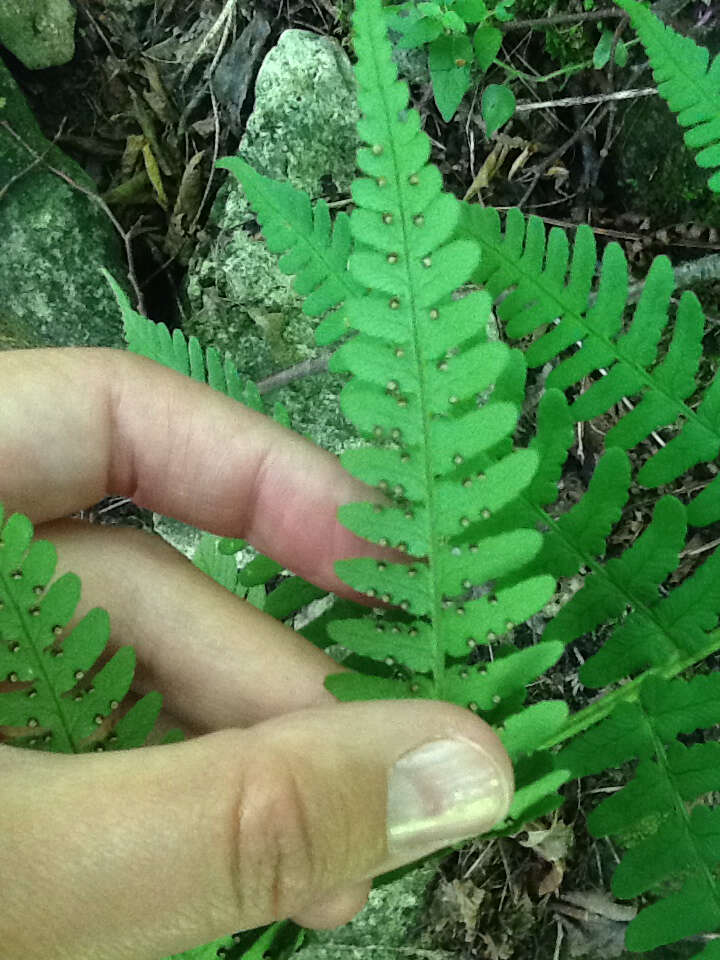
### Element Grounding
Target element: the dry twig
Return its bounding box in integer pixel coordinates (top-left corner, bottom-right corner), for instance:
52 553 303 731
0 118 67 203
516 87 656 114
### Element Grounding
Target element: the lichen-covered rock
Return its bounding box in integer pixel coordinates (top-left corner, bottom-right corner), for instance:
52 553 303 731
0 59 128 350
300 860 457 960
185 28 360 454
0 0 76 70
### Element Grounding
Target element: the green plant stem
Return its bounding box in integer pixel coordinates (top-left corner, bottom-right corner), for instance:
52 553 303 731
539 627 720 751
494 57 593 84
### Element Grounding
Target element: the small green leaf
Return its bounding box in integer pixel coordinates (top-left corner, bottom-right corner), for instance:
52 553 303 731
481 84 516 136
453 0 490 23
593 29 613 68
263 577 327 621
429 34 473 121
593 28 625 70
418 1 443 17
217 537 247 555
395 15 444 48
238 553 284 587
492 0 515 22
473 25 502 71
441 10 467 32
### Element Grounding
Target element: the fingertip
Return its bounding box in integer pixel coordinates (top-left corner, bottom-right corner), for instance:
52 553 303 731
291 881 372 930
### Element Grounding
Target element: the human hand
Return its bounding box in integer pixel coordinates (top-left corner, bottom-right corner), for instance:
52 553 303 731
0 347 514 960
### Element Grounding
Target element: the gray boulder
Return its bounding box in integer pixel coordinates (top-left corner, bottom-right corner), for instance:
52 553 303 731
0 0 76 70
0 59 128 350
301 859 457 960
185 28 360 453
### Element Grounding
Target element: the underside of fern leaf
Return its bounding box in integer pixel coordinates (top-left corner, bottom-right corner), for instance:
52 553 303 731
314 0 569 826
0 505 173 753
617 0 720 193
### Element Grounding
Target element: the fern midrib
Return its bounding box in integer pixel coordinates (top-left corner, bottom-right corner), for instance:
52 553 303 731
477 227 718 464
2 569 74 752
539 626 720 751
365 19 444 695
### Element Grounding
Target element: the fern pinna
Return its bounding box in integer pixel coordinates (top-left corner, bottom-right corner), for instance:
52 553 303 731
0 505 174 753
616 0 720 194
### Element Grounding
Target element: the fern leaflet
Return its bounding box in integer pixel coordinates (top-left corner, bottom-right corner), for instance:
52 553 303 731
560 672 720 952
214 158 364 347
104 270 270 415
0 505 173 752
617 0 720 193
458 206 720 525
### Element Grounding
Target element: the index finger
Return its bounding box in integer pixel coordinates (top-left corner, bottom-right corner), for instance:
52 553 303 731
0 347 376 593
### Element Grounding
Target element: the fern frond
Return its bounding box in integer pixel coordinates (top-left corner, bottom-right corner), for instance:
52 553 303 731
617 0 720 192
303 0 569 826
560 672 720 951
104 270 268 414
459 206 720 524
214 158 364 346
0 505 169 752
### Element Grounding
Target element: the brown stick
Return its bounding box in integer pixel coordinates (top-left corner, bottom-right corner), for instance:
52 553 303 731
257 352 333 395
500 8 625 31
515 87 656 113
0 117 67 202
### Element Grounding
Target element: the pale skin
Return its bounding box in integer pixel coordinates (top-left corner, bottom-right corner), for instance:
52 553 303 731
0 347 513 960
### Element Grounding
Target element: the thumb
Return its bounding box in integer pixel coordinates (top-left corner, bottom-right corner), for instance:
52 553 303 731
1 699 513 960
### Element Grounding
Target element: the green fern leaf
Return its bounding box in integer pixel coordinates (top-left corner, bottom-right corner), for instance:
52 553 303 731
215 157 364 346
325 0 557 695
0 506 166 752
544 495 686 653
104 270 269 415
460 206 720 523
617 0 720 192
307 0 568 827
560 673 720 951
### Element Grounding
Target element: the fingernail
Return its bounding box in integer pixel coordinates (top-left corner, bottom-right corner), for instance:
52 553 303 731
386 737 512 859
